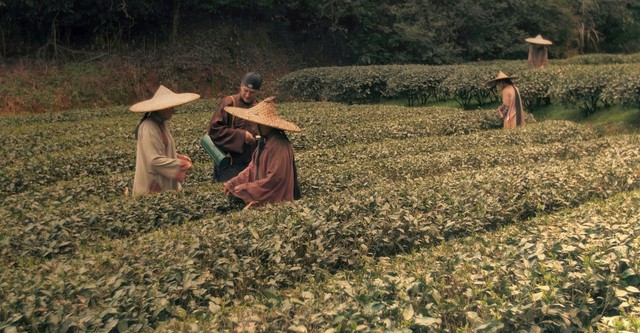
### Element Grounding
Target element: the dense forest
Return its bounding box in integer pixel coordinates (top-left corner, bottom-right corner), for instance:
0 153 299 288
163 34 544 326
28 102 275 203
1 0 639 64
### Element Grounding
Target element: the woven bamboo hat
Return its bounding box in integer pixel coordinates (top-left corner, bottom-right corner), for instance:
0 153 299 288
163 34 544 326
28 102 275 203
224 96 301 132
130 85 200 112
525 34 553 46
486 71 519 84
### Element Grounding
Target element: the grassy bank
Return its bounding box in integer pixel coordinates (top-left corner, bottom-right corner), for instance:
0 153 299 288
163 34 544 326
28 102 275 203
532 104 640 135
400 98 640 136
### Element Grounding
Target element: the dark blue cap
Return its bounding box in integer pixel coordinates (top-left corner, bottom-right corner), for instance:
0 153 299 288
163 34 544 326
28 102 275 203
242 72 262 90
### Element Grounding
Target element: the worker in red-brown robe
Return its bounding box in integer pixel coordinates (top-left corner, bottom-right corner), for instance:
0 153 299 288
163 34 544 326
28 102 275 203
222 97 302 209
208 72 262 182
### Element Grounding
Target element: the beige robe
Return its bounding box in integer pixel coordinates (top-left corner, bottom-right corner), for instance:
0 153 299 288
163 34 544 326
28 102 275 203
500 85 525 129
132 115 184 195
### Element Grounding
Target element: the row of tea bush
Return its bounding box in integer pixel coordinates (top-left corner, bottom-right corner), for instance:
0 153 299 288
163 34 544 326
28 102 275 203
3 100 639 332
277 55 640 113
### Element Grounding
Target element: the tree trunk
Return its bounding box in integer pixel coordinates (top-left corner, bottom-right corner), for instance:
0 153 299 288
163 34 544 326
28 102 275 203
171 0 181 45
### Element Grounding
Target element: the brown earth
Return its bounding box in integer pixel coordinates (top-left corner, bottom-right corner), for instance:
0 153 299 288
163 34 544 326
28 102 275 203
0 25 331 114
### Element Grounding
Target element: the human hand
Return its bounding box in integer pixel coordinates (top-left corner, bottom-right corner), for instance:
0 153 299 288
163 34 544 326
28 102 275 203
177 154 191 163
223 182 233 196
497 105 508 118
244 131 256 144
181 159 193 170
175 157 193 182
243 201 258 211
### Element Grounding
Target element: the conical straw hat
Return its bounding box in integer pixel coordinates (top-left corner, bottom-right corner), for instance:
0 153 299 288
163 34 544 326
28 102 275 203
486 71 519 84
130 85 200 112
525 34 552 46
224 96 301 132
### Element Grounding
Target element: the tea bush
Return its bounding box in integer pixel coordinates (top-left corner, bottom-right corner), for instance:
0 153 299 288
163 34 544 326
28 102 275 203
179 189 640 331
1 100 639 332
278 55 640 112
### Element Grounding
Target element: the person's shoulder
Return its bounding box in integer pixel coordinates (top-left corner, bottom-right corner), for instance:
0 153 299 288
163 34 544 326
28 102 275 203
138 118 161 132
216 95 237 108
220 95 232 105
270 132 292 146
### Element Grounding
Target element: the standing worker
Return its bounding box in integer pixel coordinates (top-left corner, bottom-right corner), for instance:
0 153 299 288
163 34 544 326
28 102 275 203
130 85 199 195
487 71 525 129
207 72 263 182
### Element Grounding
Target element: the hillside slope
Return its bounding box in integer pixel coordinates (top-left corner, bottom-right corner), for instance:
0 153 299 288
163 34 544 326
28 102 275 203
0 25 317 114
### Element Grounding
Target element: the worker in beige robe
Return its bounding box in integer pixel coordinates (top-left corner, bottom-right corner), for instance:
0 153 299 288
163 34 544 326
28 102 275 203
525 34 552 69
130 85 199 196
223 97 302 209
487 71 525 129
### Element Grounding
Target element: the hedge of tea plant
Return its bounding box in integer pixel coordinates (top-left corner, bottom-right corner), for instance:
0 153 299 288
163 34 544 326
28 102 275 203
558 53 640 65
4 148 640 331
0 103 505 199
277 55 640 111
0 125 612 265
437 64 498 109
2 134 639 331
175 188 640 332
383 65 449 106
1 99 639 332
0 114 596 265
276 65 404 104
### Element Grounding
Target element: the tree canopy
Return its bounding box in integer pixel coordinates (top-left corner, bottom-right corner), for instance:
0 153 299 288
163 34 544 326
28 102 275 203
0 0 638 64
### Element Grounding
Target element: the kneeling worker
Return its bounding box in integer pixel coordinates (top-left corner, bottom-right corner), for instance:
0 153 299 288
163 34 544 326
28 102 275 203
223 96 302 209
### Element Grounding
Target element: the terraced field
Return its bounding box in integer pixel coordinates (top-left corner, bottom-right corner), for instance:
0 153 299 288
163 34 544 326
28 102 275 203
1 100 639 332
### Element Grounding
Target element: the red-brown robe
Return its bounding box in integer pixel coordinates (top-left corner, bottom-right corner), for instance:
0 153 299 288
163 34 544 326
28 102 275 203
208 94 259 169
224 131 300 206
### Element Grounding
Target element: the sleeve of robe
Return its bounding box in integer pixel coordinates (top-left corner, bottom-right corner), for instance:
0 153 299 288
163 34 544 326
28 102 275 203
225 138 295 205
208 97 246 154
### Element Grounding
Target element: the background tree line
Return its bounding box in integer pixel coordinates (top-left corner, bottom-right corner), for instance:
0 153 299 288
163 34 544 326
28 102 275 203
0 0 638 65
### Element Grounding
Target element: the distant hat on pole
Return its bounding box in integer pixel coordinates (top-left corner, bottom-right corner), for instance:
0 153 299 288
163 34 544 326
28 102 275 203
525 34 553 46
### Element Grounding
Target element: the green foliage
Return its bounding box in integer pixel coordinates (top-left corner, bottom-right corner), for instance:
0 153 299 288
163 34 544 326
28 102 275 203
551 65 618 115
2 97 640 332
438 65 497 110
518 68 556 109
276 68 328 102
560 53 640 65
2 0 639 64
277 66 400 104
279 57 640 113
601 64 640 108
384 65 449 106
178 187 640 331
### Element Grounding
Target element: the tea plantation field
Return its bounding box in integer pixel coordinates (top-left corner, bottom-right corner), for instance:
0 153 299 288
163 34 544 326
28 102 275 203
1 100 639 332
